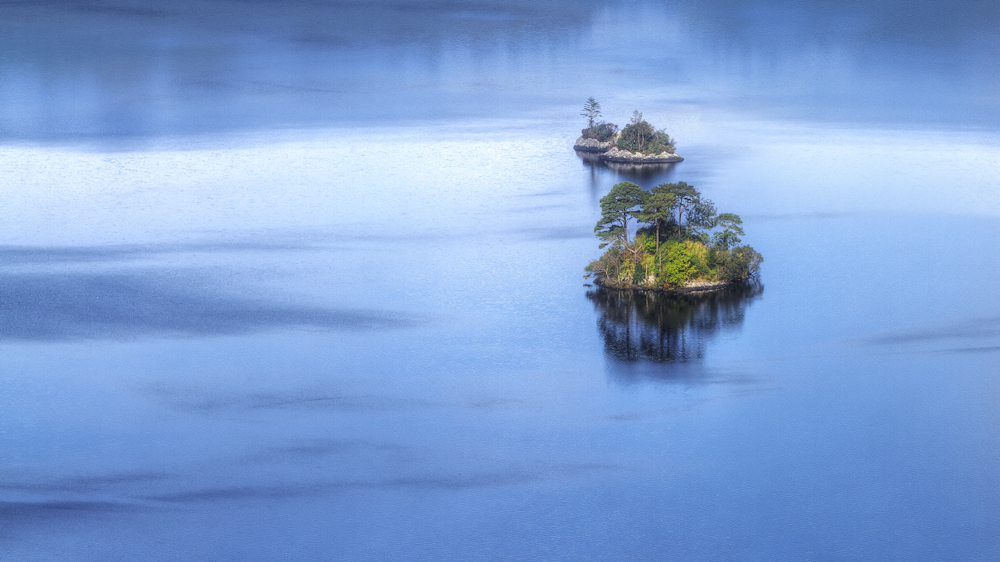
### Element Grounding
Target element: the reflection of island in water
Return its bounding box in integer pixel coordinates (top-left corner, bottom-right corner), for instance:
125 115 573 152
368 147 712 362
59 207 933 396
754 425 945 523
587 284 763 380
577 150 678 182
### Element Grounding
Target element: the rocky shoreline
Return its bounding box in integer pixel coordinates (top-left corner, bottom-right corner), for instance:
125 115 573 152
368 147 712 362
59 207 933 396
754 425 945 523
572 136 616 152
573 132 684 163
599 146 684 163
593 278 732 294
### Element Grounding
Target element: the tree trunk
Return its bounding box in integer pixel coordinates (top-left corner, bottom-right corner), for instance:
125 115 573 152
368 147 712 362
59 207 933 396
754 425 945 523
655 219 660 271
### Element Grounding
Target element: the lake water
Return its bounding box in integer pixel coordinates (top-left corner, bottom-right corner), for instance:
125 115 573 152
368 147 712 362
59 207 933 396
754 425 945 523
2 1 1000 559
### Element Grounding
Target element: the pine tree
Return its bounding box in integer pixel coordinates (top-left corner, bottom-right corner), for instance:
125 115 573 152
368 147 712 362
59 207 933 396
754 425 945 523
594 182 648 248
581 97 602 129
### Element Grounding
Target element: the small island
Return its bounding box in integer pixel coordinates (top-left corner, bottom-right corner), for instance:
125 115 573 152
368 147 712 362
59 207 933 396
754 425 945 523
586 181 762 292
573 98 684 164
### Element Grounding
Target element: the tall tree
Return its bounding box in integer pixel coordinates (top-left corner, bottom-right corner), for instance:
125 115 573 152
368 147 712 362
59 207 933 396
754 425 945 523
687 198 717 242
595 182 648 248
619 110 652 153
636 184 676 263
712 213 744 250
661 182 699 237
581 97 602 129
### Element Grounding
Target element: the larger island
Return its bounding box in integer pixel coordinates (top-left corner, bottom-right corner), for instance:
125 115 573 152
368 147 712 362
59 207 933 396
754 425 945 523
585 181 762 293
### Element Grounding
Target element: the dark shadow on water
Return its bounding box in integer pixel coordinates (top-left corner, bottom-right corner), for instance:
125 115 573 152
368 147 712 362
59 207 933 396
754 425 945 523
142 384 440 414
0 271 416 341
861 316 1000 354
577 151 678 190
587 284 763 383
0 241 318 265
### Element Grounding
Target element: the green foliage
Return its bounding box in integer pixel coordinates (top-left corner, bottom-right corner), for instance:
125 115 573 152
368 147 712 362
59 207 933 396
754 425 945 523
688 198 717 238
716 245 764 282
712 213 745 251
658 241 695 286
594 182 648 247
684 240 711 277
586 245 623 284
616 110 676 155
640 253 656 283
635 233 657 254
581 121 619 142
635 187 676 239
651 130 675 152
712 230 741 251
653 181 718 242
715 212 744 234
632 258 648 285
588 181 762 289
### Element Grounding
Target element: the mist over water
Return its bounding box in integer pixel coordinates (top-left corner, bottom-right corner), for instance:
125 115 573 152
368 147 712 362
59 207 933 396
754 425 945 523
4 0 1000 141
2 1 1000 560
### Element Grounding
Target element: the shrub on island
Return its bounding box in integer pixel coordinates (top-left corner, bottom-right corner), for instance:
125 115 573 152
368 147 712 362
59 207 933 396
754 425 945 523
577 97 619 145
616 111 675 156
582 121 619 142
586 181 762 290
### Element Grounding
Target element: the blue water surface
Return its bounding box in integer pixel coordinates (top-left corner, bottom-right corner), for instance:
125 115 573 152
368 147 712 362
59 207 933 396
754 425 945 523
1 1 999 559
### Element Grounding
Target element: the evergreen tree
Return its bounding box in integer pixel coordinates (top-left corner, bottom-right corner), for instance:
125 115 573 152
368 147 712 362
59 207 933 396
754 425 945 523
581 97 602 129
595 181 648 248
636 184 677 265
588 179 762 289
712 213 745 250
660 182 699 237
687 198 718 242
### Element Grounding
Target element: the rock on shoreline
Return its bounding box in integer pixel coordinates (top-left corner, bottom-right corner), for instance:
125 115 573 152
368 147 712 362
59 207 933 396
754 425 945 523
599 146 683 164
593 278 732 294
572 133 618 153
573 132 684 163
681 280 730 292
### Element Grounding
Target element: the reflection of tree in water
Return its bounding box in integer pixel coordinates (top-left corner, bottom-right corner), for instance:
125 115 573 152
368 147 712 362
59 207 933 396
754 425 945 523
587 284 763 366
578 152 679 199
